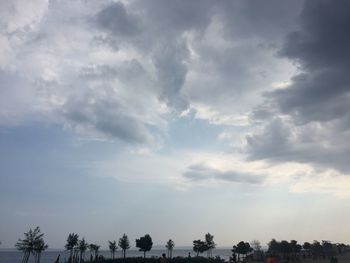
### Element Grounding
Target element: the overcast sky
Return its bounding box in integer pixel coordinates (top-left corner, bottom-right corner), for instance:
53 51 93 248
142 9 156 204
1 0 350 249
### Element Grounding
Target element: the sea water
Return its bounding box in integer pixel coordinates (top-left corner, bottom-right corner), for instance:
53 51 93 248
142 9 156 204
0 248 233 263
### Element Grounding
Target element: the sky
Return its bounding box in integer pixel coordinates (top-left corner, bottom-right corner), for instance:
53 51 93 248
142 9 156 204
1 0 350 249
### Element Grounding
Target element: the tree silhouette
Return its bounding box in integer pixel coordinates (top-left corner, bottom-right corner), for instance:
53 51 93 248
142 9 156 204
136 234 153 258
204 233 216 258
65 233 79 263
322 240 333 257
118 234 130 259
268 239 280 256
89 244 100 260
33 238 48 263
231 245 238 262
235 241 252 261
303 242 311 250
165 239 175 258
108 240 118 260
15 226 48 263
303 242 311 258
280 240 291 258
290 240 302 259
251 240 261 251
311 240 322 259
77 238 88 263
193 240 206 256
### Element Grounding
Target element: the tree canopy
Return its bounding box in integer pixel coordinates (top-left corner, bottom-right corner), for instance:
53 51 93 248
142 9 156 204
15 226 48 263
119 234 130 259
136 234 153 258
165 239 175 258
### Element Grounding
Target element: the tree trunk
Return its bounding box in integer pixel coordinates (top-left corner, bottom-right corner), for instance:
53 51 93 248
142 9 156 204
144 251 146 258
21 252 27 263
22 251 27 263
24 251 30 263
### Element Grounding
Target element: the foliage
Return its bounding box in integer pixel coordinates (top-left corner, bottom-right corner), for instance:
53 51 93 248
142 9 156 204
165 239 175 258
193 233 216 257
65 233 79 263
108 240 118 259
193 240 207 256
119 234 130 259
267 239 280 256
303 242 311 250
233 241 252 260
135 234 153 258
78 238 89 262
15 226 48 263
65 233 79 251
205 233 216 257
102 257 225 263
267 239 341 260
251 240 261 251
89 243 101 258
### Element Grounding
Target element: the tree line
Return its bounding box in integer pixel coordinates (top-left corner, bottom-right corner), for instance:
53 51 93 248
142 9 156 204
14 227 349 263
15 227 168 263
266 239 349 261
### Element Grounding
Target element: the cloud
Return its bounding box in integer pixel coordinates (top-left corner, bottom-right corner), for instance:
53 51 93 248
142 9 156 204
0 0 48 34
95 2 140 37
245 0 350 177
270 0 350 125
245 115 350 174
0 0 301 142
290 169 350 199
61 87 154 144
183 163 265 184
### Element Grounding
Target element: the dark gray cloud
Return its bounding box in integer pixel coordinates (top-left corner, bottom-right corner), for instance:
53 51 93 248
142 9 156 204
270 0 350 124
281 0 350 71
218 0 303 40
246 0 350 173
95 2 140 37
91 0 302 115
183 163 265 184
245 117 350 173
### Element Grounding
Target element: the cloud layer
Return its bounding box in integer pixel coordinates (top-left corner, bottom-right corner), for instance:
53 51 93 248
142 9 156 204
246 0 350 176
1 0 350 197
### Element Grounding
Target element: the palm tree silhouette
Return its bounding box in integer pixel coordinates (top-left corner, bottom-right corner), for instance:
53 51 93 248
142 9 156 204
33 238 48 263
205 233 215 258
108 240 118 260
89 244 100 260
77 238 88 263
165 239 175 259
15 227 48 263
65 233 79 263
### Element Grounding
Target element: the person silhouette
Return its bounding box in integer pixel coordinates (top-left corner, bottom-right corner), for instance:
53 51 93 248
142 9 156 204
54 254 60 263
